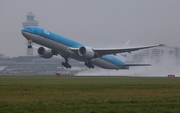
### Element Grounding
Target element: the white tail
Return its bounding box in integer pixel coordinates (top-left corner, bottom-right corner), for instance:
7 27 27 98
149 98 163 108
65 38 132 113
118 40 131 62
123 39 131 48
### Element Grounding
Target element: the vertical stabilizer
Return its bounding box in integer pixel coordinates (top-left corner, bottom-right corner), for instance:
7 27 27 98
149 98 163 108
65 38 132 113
117 40 131 62
123 39 131 48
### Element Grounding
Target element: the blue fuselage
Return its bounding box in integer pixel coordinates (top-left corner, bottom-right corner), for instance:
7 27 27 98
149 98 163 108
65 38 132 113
21 26 129 69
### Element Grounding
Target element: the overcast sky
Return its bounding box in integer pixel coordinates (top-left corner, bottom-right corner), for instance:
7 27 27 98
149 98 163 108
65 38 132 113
0 0 180 57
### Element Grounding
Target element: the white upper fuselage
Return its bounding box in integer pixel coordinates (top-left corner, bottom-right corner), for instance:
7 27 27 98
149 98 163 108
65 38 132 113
21 26 129 69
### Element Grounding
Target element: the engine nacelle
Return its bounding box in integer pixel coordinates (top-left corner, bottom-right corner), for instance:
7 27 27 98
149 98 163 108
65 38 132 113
38 47 53 59
78 46 94 59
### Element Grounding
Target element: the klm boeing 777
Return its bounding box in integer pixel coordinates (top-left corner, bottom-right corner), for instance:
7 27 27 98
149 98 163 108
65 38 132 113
21 26 164 69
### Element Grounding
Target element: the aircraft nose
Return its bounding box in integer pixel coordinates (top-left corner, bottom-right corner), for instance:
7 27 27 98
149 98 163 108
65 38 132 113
21 30 26 37
21 30 31 39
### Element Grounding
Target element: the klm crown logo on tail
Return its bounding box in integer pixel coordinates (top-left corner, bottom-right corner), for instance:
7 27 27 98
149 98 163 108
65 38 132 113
120 54 127 57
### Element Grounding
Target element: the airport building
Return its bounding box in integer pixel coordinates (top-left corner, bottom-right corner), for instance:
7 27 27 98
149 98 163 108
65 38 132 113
131 46 180 65
133 49 150 63
0 55 83 73
174 47 180 64
175 47 180 58
22 12 39 28
0 53 9 59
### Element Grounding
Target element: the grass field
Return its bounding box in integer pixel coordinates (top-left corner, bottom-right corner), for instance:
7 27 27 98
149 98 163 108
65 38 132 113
0 76 180 113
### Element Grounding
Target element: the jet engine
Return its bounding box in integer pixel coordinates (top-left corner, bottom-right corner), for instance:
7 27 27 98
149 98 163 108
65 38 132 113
78 46 94 59
38 47 53 59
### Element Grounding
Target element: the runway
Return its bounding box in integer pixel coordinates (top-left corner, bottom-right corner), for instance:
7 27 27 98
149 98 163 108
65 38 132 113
0 73 179 77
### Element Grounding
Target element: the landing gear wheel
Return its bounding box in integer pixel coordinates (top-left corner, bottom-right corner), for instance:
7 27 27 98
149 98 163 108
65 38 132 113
62 61 71 69
85 62 94 69
69 65 71 68
65 64 71 69
28 45 32 48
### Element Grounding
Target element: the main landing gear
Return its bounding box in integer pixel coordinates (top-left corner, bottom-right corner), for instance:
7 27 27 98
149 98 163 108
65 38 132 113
85 62 94 69
27 39 32 48
62 57 71 69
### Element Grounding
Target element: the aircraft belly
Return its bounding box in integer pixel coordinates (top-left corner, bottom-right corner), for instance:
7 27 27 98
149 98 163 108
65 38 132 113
91 58 121 69
70 54 88 62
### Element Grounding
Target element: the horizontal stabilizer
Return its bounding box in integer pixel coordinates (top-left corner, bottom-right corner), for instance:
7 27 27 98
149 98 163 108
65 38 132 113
122 64 151 66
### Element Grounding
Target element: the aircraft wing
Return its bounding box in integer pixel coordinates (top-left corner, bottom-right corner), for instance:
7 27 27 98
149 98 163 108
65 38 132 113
70 44 165 58
93 44 165 57
92 44 165 57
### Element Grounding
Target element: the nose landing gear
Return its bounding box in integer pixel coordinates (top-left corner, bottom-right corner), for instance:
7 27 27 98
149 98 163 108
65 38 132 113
27 39 32 48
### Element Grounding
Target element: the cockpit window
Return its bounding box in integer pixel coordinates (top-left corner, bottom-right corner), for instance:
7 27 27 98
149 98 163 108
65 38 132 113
25 27 31 30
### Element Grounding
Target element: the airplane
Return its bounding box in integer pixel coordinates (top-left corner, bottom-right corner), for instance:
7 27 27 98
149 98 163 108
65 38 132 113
21 26 165 70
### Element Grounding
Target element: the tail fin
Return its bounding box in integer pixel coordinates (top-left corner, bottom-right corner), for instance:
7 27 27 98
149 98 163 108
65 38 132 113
118 40 131 62
123 39 131 48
